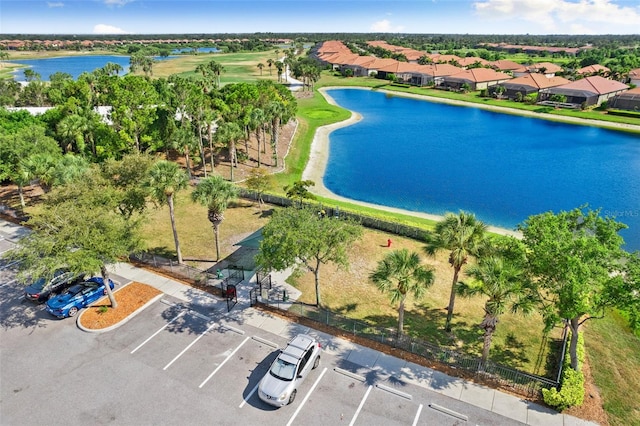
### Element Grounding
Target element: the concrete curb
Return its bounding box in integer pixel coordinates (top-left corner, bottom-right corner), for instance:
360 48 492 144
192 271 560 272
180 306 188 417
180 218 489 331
77 282 165 333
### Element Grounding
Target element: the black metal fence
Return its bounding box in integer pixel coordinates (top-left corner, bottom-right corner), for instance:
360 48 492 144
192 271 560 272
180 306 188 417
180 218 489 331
261 300 559 397
239 189 429 240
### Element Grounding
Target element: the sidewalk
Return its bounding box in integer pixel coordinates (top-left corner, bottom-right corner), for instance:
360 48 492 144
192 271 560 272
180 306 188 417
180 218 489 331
107 261 598 426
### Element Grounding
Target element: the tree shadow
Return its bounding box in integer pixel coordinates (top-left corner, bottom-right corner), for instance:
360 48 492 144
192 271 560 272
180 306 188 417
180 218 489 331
254 208 274 219
489 332 531 369
0 284 52 330
333 302 358 314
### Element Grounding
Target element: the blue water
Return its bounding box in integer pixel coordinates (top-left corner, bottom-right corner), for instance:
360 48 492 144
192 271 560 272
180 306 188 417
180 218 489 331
324 88 640 251
7 55 174 81
172 47 220 54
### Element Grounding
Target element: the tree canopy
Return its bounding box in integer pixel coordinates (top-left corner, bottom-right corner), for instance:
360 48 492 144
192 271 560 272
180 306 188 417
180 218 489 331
256 206 363 307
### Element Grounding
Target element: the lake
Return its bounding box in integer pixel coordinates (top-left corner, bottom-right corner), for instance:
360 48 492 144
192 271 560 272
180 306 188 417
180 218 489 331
324 88 640 251
171 47 220 54
7 55 173 81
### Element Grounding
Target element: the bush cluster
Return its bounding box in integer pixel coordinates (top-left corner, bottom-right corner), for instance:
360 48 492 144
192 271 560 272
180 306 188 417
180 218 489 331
542 331 586 411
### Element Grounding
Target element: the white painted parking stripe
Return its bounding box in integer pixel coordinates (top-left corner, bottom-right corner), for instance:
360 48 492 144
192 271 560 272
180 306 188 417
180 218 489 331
130 311 186 354
0 260 20 271
163 321 217 370
412 403 423 426
238 382 259 408
286 367 328 426
0 278 17 287
199 336 251 389
349 385 373 426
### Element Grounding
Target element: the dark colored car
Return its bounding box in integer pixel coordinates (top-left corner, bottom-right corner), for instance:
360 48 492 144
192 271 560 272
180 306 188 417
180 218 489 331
45 277 114 319
24 269 85 303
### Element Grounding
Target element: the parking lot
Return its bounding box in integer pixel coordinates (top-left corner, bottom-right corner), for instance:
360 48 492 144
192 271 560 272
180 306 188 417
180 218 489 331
1 223 584 426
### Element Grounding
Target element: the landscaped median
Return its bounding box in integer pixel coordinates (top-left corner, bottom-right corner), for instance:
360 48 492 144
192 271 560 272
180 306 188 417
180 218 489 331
77 282 163 332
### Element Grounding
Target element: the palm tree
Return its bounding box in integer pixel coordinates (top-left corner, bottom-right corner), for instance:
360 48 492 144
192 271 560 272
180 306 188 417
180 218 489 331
145 161 189 264
370 249 435 337
424 211 487 332
215 121 243 182
191 175 239 261
257 63 264 76
266 59 274 76
457 255 535 367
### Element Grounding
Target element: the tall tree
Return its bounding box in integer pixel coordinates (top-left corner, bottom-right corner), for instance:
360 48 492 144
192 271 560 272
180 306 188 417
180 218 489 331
191 175 239 261
3 169 144 309
246 168 273 208
214 121 243 182
424 211 488 331
145 160 189 264
519 206 631 371
370 249 435 337
256 206 363 307
457 251 536 367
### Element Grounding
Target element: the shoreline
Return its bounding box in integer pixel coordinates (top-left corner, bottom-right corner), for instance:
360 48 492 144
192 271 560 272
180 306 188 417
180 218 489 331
302 86 640 239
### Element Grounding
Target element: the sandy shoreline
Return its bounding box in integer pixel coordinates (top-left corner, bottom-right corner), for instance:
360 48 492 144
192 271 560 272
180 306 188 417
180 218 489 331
302 86 640 238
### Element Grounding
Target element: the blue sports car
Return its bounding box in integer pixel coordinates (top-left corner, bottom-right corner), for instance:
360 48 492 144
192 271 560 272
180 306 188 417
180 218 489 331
45 277 115 319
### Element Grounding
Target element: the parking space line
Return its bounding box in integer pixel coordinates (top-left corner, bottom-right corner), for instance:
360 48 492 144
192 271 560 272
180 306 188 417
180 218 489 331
130 310 186 354
286 367 328 426
163 321 217 370
0 260 20 271
348 385 373 426
238 382 259 408
0 278 17 287
199 336 251 389
412 403 423 426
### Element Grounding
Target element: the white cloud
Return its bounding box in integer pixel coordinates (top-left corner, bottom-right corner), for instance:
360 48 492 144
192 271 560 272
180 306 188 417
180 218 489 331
370 19 406 32
473 0 640 31
47 2 64 7
93 24 129 34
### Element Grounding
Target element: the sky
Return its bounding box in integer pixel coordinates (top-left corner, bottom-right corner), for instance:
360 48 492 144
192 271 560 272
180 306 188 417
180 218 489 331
1 0 639 35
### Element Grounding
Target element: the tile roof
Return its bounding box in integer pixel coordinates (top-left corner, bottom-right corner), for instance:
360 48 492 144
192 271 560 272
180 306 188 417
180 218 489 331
419 63 464 77
490 60 522 71
576 64 610 74
456 57 491 67
432 54 461 64
448 68 512 83
628 68 640 79
526 62 563 74
503 73 570 89
555 76 628 94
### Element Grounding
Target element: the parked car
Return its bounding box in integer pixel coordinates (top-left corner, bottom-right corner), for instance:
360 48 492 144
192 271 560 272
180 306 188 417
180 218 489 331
258 334 321 407
45 277 114 319
24 269 86 303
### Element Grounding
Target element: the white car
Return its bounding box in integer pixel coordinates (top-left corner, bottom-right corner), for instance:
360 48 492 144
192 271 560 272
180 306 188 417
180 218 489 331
258 334 321 407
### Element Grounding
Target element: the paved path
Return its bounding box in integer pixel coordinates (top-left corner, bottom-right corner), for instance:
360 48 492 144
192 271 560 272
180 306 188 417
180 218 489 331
0 218 597 425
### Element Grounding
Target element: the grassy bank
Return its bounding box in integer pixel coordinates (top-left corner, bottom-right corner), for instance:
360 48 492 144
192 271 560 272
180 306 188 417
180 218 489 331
584 312 640 426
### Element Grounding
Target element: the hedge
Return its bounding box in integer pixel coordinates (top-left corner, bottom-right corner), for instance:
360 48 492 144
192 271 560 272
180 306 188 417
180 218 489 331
542 331 586 411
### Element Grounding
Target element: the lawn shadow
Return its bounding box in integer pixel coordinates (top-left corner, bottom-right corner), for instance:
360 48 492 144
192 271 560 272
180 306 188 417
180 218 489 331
490 332 531 369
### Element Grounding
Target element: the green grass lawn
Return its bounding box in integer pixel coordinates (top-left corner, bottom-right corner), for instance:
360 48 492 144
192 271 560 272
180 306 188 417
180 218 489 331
584 311 640 426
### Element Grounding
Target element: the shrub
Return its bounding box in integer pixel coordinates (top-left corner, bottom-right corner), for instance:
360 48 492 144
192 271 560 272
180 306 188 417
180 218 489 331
542 331 585 411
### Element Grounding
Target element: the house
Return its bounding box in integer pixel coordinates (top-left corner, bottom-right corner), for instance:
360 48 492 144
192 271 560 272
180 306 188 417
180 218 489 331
432 54 461 64
538 75 628 107
456 57 491 68
442 68 512 91
413 64 463 86
376 61 422 82
513 62 563 78
608 87 640 111
490 59 522 72
497 73 570 100
576 64 610 76
628 68 640 86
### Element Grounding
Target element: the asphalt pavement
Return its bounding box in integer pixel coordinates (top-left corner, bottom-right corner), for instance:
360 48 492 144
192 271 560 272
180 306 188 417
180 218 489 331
0 218 598 426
